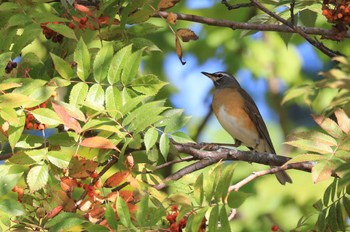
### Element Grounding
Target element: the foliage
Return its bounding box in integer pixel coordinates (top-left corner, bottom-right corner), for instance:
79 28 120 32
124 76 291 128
0 0 350 231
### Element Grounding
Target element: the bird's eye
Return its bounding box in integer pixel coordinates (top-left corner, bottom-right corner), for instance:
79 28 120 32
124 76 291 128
217 73 223 78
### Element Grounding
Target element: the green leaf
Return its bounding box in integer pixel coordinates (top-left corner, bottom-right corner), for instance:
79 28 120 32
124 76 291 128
126 7 154 24
69 82 89 107
93 44 114 83
131 74 167 96
336 202 345 231
191 207 208 232
204 162 221 204
227 191 250 208
194 173 204 206
27 164 49 192
290 131 337 146
8 152 36 165
0 107 18 124
16 134 44 149
0 93 31 109
74 38 90 81
282 85 311 104
285 140 333 154
219 206 231 232
47 132 78 146
50 53 75 80
159 133 170 160
116 196 132 228
0 173 22 195
312 114 344 139
31 108 62 126
105 86 123 118
47 151 72 169
121 49 142 85
136 195 149 227
171 132 194 143
299 9 317 27
8 111 25 151
44 212 85 230
208 205 219 232
285 154 327 164
312 161 333 183
144 127 158 152
86 84 105 108
46 23 77 40
343 197 350 217
108 45 132 84
219 163 236 201
105 203 118 230
327 204 337 232
0 199 25 216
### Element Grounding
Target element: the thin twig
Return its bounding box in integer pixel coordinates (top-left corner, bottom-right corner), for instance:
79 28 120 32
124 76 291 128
155 11 350 38
154 156 195 171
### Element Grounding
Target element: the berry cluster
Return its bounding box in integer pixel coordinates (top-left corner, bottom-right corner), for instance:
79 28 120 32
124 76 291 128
166 205 187 232
25 102 48 130
40 22 64 43
322 0 350 40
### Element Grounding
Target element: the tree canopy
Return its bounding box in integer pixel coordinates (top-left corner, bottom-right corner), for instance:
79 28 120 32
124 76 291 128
0 0 350 231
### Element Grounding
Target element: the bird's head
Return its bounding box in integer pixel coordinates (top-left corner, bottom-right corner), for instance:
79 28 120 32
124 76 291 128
201 71 241 89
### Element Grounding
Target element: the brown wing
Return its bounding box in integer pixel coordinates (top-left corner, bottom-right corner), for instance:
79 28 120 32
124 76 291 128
238 88 276 154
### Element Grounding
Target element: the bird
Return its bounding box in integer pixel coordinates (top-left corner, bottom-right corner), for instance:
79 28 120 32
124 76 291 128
201 71 292 185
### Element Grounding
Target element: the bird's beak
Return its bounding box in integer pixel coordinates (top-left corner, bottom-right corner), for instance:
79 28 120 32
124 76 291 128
201 72 215 80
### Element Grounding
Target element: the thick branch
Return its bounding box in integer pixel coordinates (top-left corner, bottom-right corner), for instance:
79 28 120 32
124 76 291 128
156 11 350 38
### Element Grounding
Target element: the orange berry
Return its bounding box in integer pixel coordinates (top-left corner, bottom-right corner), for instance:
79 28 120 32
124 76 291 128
87 191 94 197
337 13 343 18
94 189 101 195
38 124 45 130
33 123 38 130
26 122 33 129
95 180 102 188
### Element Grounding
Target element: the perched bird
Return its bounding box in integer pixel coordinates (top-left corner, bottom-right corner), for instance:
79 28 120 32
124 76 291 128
202 71 292 185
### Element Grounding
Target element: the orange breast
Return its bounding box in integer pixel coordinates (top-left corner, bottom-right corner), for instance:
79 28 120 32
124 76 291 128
212 88 260 148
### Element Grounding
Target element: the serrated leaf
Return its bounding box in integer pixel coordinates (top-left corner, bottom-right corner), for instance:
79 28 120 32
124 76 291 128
171 131 193 143
86 84 105 107
108 45 132 84
105 86 123 118
74 38 90 81
50 53 75 80
105 203 118 230
69 82 89 107
208 205 219 232
68 157 98 178
219 206 231 232
159 133 170 160
285 140 333 154
312 161 333 183
131 74 167 96
93 44 114 83
194 173 204 206
121 49 142 84
46 23 77 40
191 207 208 232
204 162 221 204
44 212 85 230
289 131 337 146
136 195 149 227
31 108 62 126
0 82 22 91
0 107 18 124
282 86 311 104
47 151 72 169
144 127 158 152
116 196 132 228
323 184 331 206
52 101 82 133
80 136 118 150
127 7 154 24
334 108 350 134
0 93 31 109
312 114 344 139
220 163 236 200
0 199 25 216
285 154 326 164
327 204 337 231
336 201 345 231
27 164 48 192
8 111 25 151
343 197 350 217
16 134 44 149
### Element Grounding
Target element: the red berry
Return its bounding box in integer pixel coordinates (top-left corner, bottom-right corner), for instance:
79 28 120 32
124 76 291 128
87 191 94 197
271 225 279 231
90 172 98 178
171 205 178 212
166 214 175 223
83 184 89 190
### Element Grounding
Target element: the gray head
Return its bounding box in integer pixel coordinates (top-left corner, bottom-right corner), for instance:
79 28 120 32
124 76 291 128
201 71 241 89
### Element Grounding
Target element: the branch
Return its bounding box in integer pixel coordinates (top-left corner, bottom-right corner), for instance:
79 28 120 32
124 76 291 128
153 141 323 190
250 0 342 58
155 11 350 38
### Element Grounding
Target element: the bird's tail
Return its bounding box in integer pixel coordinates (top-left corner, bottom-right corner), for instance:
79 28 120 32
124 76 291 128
274 169 292 185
